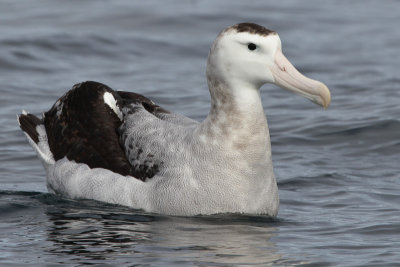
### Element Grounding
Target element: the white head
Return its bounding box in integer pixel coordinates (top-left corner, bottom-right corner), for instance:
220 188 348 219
206 23 331 108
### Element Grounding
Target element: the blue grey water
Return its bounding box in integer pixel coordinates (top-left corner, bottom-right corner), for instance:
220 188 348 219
0 0 399 266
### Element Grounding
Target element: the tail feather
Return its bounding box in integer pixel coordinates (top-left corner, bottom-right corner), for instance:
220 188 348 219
18 113 42 144
18 112 55 166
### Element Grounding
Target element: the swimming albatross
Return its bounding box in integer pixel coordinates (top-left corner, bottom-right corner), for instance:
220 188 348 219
18 23 330 216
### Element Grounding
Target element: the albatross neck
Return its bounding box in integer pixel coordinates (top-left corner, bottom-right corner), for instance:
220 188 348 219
211 81 265 120
199 78 271 149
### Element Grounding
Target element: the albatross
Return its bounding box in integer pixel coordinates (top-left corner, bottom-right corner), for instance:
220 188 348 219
18 23 330 216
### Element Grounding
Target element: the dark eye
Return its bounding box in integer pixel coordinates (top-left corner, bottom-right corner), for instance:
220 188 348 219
248 43 257 51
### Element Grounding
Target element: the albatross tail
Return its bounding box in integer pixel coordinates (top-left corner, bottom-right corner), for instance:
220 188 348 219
17 111 55 168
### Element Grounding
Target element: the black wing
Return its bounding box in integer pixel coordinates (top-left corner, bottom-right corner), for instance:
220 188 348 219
43 81 137 177
20 81 176 181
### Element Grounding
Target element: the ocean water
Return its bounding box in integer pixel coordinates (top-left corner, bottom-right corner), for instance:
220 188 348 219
1 0 399 266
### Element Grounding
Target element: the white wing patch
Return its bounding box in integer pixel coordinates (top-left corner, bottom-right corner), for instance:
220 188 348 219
55 100 64 118
103 92 123 121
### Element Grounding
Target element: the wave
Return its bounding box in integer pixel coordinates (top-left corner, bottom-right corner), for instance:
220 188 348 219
273 119 400 154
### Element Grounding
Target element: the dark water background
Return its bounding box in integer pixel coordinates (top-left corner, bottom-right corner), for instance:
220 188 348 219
1 0 399 266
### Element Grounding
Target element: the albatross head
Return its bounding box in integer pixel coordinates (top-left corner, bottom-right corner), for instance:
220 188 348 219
207 23 331 108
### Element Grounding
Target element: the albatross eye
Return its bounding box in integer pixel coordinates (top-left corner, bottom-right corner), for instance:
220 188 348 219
248 43 257 51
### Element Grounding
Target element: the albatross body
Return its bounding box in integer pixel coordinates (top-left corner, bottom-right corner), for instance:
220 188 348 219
18 23 330 216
